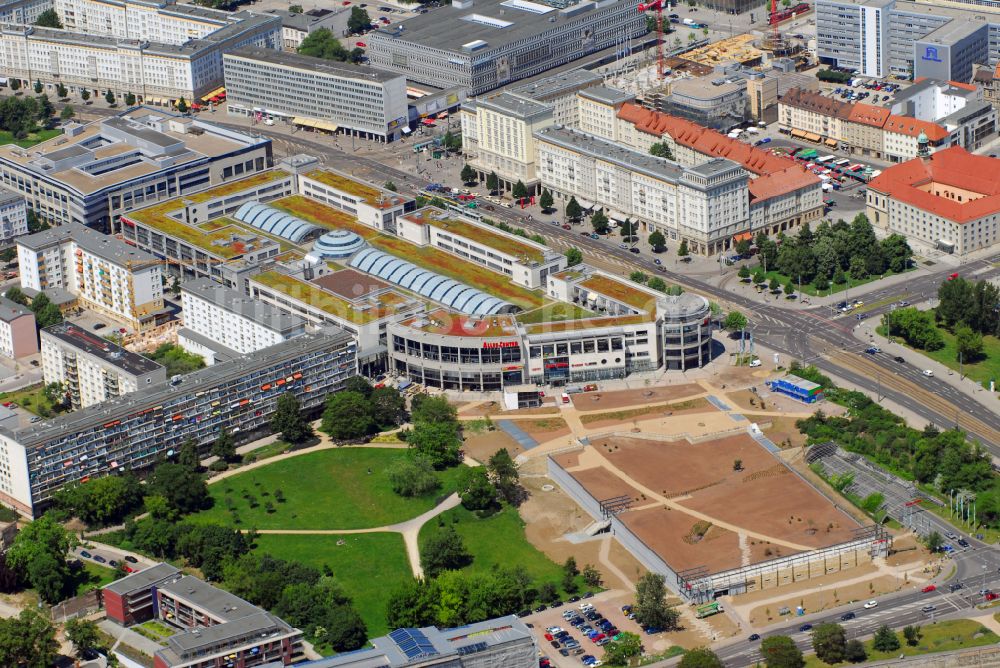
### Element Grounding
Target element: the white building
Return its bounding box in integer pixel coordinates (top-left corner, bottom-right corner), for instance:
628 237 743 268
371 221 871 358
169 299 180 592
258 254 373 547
535 126 749 255
0 0 51 25
396 207 565 290
41 323 166 409
0 188 27 243
179 278 306 365
17 223 164 329
298 169 414 234
55 0 229 43
0 297 37 359
460 92 554 195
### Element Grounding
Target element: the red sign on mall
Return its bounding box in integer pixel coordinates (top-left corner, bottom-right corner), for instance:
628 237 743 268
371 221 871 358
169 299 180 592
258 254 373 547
482 341 519 349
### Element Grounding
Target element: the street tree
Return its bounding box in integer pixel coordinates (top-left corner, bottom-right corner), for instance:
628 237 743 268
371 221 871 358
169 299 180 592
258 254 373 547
735 238 752 256
723 311 748 331
8 80 18 93
760 635 804 668
620 218 638 240
604 631 644 666
811 623 847 664
64 618 101 658
565 247 583 267
955 324 984 362
60 105 74 121
33 80 42 95
105 89 116 105
844 639 867 663
176 97 188 113
55 83 67 99
630 271 649 284
123 91 136 106
872 625 900 652
565 196 582 221
647 277 667 292
783 280 795 297
322 391 374 440
924 531 944 552
678 647 724 668
383 181 397 192
634 572 679 631
678 238 689 257
486 172 499 193
590 210 610 234
649 230 666 252
80 89 90 103
512 180 528 200
421 526 471 577
903 625 921 647
539 188 554 211
460 164 476 184
769 277 781 293
738 265 751 281
272 391 313 443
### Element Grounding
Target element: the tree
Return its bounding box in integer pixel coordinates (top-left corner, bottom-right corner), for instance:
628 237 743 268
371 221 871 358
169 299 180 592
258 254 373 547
677 238 689 257
630 271 649 284
723 311 748 331
783 280 795 297
752 268 766 286
679 647 724 668
35 95 53 121
848 254 867 280
565 196 583 221
409 421 461 469
33 80 42 95
512 180 528 200
289 3 303 11
52 474 143 526
298 28 351 61
34 8 62 27
410 395 456 425
105 89 116 105
634 572 679 630
649 141 673 159
383 181 397 192
34 303 62 328
8 79 19 93
620 218 638 240
605 631 644 666
147 461 209 514
647 277 667 292
769 277 781 293
565 247 583 267
176 97 188 113
59 105 74 121
54 83 67 100
322 391 374 440
733 459 743 471
371 386 406 429
738 265 751 281
211 427 236 462
924 531 944 552
872 625 900 652
486 172 499 193
812 623 847 664
539 188 554 211
582 564 602 587
460 164 476 184
6 516 75 603
348 6 371 33
735 238 752 256
4 287 27 306
903 625 921 647
421 526 471 577
844 639 867 663
761 635 804 668
80 89 90 103
64 618 100 658
487 448 520 504
649 230 666 252
344 375 374 398
271 391 313 443
458 466 496 511
0 610 58 668
0 248 15 263
590 209 610 235
388 456 440 497
955 324 984 362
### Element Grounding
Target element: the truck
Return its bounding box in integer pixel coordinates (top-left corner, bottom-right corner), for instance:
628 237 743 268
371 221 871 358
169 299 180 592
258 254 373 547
695 602 724 618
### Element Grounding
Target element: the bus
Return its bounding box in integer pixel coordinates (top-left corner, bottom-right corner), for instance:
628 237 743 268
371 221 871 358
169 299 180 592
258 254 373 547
817 155 837 163
833 158 851 167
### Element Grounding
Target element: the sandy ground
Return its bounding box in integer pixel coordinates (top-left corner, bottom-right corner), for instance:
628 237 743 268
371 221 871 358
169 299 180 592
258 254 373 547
462 430 524 462
780 449 872 525
571 384 704 412
577 399 710 430
743 414 811 449
518 417 572 443
726 387 848 417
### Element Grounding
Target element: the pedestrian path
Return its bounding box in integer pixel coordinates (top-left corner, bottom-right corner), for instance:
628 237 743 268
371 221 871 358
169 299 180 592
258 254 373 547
496 419 539 450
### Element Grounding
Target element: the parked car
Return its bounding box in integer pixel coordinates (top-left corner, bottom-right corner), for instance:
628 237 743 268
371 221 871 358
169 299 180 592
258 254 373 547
80 551 92 559
93 555 107 564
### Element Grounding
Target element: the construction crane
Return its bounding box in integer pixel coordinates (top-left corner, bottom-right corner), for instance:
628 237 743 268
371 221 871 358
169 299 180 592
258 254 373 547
638 0 665 80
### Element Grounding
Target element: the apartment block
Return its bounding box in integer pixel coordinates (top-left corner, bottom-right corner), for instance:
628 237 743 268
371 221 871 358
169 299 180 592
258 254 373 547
41 323 166 409
179 277 306 365
0 297 37 359
0 328 356 515
0 0 52 24
0 188 27 243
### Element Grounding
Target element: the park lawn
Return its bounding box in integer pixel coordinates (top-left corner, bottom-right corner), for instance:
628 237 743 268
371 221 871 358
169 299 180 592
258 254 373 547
419 505 583 600
0 383 63 417
758 267 911 297
253 533 411 638
191 448 466 530
0 128 62 148
802 619 999 667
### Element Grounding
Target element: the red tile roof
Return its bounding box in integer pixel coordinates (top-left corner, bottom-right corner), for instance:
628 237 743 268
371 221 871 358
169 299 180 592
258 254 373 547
948 80 978 92
881 115 949 141
867 146 1000 223
848 103 890 127
617 103 820 202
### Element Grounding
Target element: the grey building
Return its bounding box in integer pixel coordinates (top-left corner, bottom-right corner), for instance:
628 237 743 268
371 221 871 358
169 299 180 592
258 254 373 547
0 0 50 25
224 47 409 142
265 7 342 51
660 77 748 130
0 328 357 516
366 0 646 95
294 616 537 668
508 68 604 125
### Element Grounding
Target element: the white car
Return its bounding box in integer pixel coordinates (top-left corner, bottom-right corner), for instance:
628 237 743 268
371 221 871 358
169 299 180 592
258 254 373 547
546 627 563 634
579 603 594 611
749 359 762 368
863 600 878 609
922 369 934 377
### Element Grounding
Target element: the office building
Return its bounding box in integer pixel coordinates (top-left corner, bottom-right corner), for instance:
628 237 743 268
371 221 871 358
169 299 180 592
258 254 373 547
509 69 604 126
41 323 166 409
103 564 304 668
17 223 165 329
659 77 748 130
816 0 1000 83
0 188 27 243
224 47 409 142
55 0 227 43
366 0 646 95
0 328 356 515
179 277 306 365
265 7 342 51
293 615 536 668
0 297 37 359
0 13 281 105
535 126 750 255
0 107 273 232
460 92 555 195
746 71 780 122
576 86 635 140
867 143 1000 255
0 0 51 24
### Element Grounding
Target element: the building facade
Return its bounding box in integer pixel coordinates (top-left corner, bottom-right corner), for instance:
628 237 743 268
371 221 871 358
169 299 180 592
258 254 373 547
0 328 356 515
0 0 51 24
41 323 166 408
0 297 36 359
265 7 341 52
224 47 409 143
366 0 646 95
0 107 273 232
18 223 165 329
866 143 1000 255
103 564 304 668
0 188 27 243
509 69 604 126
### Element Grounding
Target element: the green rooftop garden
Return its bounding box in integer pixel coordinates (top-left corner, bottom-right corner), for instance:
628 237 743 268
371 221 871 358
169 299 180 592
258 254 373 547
305 170 386 205
252 271 408 324
415 207 545 263
580 274 658 311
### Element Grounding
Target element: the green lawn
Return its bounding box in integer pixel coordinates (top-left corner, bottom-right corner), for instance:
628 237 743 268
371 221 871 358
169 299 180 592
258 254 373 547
803 620 999 667
253 533 411 638
419 505 583 600
878 323 1000 388
191 448 466 530
0 128 61 148
70 562 120 596
757 267 912 297
0 383 64 417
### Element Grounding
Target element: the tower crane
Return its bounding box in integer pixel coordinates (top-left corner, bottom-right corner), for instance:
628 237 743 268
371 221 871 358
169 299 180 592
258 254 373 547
638 0 665 80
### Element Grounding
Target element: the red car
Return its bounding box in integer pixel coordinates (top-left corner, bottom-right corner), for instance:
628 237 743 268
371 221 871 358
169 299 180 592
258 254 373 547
948 272 959 280
922 584 936 593
543 633 553 642
356 41 367 47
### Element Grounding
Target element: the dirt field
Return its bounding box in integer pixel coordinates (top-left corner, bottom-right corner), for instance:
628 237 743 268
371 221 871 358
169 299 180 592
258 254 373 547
570 384 704 412
555 434 860 575
742 414 810 449
459 401 560 417
727 388 846 417
517 417 572 443
578 398 710 429
462 430 524 462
